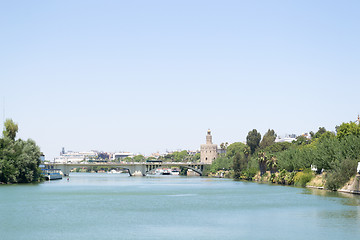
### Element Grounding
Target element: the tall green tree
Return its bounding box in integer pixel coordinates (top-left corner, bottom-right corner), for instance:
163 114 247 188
310 127 327 139
3 119 18 140
0 119 42 183
232 152 242 179
246 129 261 154
210 156 232 173
259 129 277 149
336 122 360 139
226 142 247 159
257 151 267 175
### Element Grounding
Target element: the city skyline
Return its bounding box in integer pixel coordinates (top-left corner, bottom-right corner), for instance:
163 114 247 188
1 1 359 160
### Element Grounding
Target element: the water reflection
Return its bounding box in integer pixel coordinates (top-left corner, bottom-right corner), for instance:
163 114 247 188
303 188 360 206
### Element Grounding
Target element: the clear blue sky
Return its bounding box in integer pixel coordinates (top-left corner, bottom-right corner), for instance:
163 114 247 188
1 1 359 160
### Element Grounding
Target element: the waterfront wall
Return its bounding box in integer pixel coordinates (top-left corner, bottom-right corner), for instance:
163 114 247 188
339 174 360 194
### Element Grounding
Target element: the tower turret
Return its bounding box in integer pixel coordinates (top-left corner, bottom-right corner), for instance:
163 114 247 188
206 129 213 144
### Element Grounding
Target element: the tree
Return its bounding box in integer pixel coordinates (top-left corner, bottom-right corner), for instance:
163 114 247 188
266 154 277 174
220 142 229 150
193 153 201 161
0 119 41 183
3 119 18 140
313 127 327 139
336 122 360 139
233 152 242 179
257 151 267 175
259 129 277 149
293 135 311 145
263 142 292 153
226 142 247 159
246 129 261 154
123 157 133 162
173 150 188 162
210 156 232 173
133 155 145 162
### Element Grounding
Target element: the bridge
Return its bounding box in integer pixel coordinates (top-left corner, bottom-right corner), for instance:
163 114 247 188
44 162 209 176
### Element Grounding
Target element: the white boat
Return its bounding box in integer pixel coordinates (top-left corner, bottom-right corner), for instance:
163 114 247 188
171 169 180 175
42 169 63 180
161 169 171 175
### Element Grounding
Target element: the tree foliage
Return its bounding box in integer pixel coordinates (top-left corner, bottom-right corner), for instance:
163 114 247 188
206 121 360 190
210 156 232 173
310 127 327 139
259 129 276 149
133 155 145 162
232 152 242 179
226 142 247 159
336 122 360 139
264 142 292 153
3 119 18 140
246 129 261 154
0 120 42 183
325 158 358 190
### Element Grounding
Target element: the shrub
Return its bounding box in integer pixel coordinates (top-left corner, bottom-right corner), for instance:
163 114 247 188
242 167 258 180
285 171 296 185
325 158 357 191
270 173 276 183
276 169 287 184
294 169 314 187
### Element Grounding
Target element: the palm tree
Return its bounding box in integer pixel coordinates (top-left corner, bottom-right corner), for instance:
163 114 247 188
257 151 267 176
266 154 278 174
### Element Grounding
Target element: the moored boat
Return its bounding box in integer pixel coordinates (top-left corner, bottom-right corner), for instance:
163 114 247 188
42 169 63 180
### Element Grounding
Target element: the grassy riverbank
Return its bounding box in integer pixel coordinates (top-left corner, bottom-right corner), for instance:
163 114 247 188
208 169 360 194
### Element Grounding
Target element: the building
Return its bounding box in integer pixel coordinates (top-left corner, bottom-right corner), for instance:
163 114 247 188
200 129 218 164
275 134 297 143
112 152 134 160
54 150 98 163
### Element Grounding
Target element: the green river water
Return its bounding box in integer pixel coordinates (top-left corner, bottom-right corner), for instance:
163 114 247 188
1 173 360 240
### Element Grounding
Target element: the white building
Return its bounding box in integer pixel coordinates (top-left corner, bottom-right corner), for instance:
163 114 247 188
112 152 134 160
54 151 98 163
275 134 297 143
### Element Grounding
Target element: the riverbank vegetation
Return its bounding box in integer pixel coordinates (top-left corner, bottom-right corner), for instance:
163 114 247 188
0 119 42 184
208 121 360 191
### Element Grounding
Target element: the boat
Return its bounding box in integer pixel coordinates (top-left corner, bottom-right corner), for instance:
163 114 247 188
42 169 63 180
161 169 171 175
171 169 180 175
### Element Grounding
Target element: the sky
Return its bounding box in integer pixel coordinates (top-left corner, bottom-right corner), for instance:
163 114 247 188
1 1 360 160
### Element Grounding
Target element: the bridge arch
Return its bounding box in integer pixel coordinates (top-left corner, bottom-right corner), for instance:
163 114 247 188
44 162 208 177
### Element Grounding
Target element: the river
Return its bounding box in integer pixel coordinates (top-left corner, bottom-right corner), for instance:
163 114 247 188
1 173 360 239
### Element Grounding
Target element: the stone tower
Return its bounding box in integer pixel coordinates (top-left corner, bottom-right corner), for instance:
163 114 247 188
200 129 218 164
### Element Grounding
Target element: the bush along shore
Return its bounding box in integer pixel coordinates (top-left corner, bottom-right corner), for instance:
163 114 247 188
204 121 360 193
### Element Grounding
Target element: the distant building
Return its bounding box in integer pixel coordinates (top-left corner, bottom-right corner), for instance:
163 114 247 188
54 150 98 163
275 134 297 143
217 148 226 155
188 150 200 156
200 129 218 164
112 152 134 160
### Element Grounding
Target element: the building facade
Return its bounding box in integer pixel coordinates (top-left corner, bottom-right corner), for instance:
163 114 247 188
200 129 218 164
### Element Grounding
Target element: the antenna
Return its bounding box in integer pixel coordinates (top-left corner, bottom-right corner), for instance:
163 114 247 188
2 97 4 130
